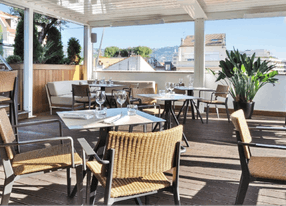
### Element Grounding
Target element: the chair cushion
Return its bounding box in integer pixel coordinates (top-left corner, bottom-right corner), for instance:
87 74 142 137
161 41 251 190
47 80 88 96
87 160 171 198
51 94 96 105
0 96 11 102
249 156 286 181
12 143 82 176
142 108 163 115
75 96 96 103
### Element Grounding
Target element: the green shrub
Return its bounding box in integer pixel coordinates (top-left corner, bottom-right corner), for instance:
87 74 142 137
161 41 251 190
45 26 64 64
6 55 22 64
14 18 42 63
67 37 82 65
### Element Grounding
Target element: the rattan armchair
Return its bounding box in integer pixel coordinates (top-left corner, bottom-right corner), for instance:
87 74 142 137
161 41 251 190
0 109 83 205
78 125 183 205
197 84 230 123
231 109 286 205
72 84 96 110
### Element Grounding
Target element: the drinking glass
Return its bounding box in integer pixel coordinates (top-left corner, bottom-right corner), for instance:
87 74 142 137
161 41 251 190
109 77 113 85
169 83 175 93
127 104 138 116
179 78 183 86
95 91 106 110
165 82 170 93
100 77 106 85
114 90 127 114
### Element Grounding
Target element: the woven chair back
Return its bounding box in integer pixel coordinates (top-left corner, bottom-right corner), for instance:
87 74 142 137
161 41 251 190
174 83 185 95
72 84 90 97
215 85 229 98
231 109 252 159
0 109 16 160
132 87 156 104
0 71 17 93
104 125 183 178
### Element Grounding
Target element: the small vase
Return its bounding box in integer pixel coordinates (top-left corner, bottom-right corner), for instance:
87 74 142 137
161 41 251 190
233 101 255 119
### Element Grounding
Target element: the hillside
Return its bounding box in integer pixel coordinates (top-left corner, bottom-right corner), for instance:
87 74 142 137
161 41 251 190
150 46 179 62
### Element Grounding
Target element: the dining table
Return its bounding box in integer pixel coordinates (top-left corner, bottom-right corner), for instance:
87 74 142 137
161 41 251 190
137 93 201 147
174 86 212 124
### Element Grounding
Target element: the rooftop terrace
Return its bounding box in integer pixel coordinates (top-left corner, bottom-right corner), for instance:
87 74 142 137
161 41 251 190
2 111 286 205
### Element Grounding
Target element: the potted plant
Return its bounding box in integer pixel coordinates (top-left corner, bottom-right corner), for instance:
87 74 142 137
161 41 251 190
208 48 278 119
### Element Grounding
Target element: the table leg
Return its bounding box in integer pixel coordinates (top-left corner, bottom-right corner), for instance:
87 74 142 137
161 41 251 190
190 100 196 119
164 101 172 130
183 99 190 124
170 107 190 147
192 100 204 124
176 100 186 120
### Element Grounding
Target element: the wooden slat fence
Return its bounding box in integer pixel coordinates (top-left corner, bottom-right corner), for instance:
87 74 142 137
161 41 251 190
11 64 84 114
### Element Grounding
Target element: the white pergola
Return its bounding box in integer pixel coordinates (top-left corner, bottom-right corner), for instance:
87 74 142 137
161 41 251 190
1 0 286 116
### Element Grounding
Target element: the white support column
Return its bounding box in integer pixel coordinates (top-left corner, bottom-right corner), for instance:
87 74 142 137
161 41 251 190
84 25 92 80
194 18 205 87
23 8 33 117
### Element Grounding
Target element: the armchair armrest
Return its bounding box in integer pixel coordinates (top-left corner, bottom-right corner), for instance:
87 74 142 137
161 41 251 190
198 89 215 97
78 138 109 170
238 141 286 150
130 97 142 105
12 119 63 137
0 136 77 167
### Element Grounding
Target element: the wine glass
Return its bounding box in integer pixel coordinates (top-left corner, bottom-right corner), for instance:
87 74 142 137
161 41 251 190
114 90 127 115
165 82 170 93
179 78 183 86
95 91 106 110
169 83 175 93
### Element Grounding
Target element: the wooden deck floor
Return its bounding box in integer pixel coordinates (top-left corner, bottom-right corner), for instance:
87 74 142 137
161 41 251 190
1 110 286 205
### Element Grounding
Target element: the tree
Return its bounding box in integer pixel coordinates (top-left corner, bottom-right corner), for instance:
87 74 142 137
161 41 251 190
45 26 64 64
104 46 119 57
133 46 152 57
67 37 82 65
13 18 42 62
10 8 67 45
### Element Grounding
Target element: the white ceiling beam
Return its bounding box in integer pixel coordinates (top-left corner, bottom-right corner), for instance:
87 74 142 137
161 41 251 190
177 0 207 19
0 0 87 25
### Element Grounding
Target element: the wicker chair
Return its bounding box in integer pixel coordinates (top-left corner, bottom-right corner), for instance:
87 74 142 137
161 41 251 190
72 84 96 110
0 108 83 205
197 84 230 124
231 109 286 205
78 125 183 205
0 71 19 149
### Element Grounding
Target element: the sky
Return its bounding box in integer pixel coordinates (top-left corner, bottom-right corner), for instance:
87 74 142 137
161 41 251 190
1 3 286 60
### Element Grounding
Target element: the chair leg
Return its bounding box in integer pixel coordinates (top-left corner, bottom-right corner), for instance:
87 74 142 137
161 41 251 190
206 105 209 124
90 174 99 205
215 105 219 118
1 175 16 205
173 186 181 205
67 168 71 196
134 197 143 205
225 104 230 123
75 165 83 205
235 175 250 205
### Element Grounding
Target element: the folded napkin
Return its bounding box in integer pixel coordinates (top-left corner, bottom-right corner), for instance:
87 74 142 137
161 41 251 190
113 115 130 125
103 114 122 124
63 113 94 120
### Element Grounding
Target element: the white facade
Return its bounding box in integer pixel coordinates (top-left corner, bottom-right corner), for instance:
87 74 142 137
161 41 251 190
0 11 18 59
173 33 227 71
242 49 285 71
103 55 155 71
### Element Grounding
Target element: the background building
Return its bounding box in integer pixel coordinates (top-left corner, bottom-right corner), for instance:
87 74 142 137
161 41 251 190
173 33 227 71
242 49 285 72
0 11 18 59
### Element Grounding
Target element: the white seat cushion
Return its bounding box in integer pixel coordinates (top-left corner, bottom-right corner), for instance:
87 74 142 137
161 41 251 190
47 80 88 96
